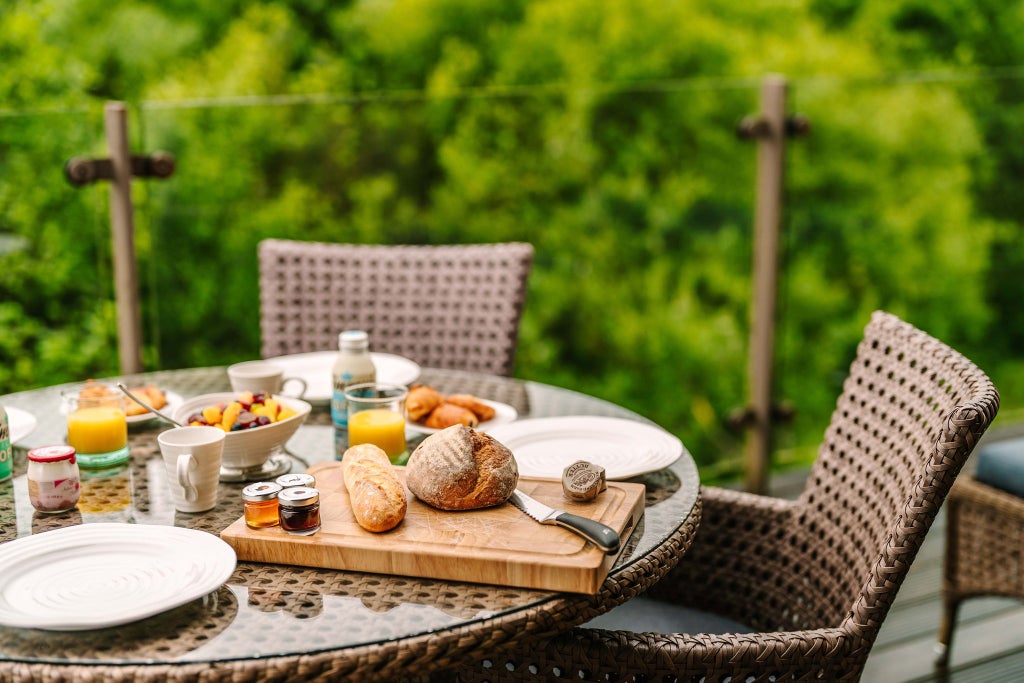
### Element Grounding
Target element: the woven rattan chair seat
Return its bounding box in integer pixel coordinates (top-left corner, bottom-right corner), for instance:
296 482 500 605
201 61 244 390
445 311 999 682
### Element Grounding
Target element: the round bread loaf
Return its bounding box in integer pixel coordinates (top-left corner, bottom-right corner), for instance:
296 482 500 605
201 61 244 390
406 425 518 510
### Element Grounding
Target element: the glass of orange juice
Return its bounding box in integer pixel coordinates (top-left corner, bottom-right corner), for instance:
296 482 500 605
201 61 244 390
63 388 130 469
345 383 409 465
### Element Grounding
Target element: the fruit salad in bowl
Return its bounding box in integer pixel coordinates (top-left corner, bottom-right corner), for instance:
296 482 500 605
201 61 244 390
184 391 298 432
173 392 312 475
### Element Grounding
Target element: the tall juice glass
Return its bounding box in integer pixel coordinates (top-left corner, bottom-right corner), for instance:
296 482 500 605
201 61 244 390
345 383 409 465
64 389 130 469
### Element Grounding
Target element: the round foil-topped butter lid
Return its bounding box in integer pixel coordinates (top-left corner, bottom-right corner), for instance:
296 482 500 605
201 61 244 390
561 460 607 501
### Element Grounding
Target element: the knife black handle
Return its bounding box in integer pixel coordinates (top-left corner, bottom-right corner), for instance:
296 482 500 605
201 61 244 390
554 512 620 553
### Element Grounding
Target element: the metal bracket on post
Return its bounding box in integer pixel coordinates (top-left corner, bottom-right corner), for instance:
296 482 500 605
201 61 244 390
65 152 175 187
733 75 809 494
64 102 175 376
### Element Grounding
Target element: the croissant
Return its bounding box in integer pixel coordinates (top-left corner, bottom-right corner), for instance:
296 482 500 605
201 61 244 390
407 385 443 422
424 402 479 430
445 394 496 422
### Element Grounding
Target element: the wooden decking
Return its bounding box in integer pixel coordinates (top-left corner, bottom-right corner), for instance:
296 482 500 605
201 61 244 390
764 467 1024 682
863 504 1024 681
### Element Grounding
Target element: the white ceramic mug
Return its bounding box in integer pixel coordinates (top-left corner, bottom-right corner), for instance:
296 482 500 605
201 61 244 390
227 361 307 398
157 426 225 513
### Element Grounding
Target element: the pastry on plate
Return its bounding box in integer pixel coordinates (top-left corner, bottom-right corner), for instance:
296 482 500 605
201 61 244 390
424 402 479 430
78 380 167 417
444 394 496 422
407 385 443 422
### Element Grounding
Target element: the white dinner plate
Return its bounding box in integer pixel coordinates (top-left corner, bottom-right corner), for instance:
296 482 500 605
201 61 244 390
407 399 518 435
126 391 183 424
264 351 422 406
0 523 237 630
487 416 683 480
5 407 37 445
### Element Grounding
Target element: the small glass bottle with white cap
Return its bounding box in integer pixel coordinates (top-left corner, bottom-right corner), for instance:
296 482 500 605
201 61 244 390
330 330 376 428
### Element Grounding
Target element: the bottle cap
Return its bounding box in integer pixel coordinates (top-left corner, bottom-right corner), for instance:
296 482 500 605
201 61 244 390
338 330 369 352
28 445 77 465
242 481 283 502
278 486 319 507
276 473 315 489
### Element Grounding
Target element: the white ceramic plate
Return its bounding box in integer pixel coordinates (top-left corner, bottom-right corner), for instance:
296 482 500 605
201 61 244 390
487 416 683 480
126 391 183 424
5 407 37 445
0 523 236 631
263 351 422 405
407 400 518 435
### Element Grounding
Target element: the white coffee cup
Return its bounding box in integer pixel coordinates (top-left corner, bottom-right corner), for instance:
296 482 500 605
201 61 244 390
228 361 307 398
157 426 225 513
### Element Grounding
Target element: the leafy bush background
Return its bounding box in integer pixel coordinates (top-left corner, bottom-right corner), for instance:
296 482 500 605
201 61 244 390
3 0 1023 479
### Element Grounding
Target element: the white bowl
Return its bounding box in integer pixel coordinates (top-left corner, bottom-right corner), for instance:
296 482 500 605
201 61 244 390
173 393 312 472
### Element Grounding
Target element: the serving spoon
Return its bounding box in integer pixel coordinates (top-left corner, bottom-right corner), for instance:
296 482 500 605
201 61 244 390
117 383 184 427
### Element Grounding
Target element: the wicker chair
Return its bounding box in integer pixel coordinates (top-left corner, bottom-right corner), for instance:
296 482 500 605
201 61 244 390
937 471 1024 667
442 311 999 682
258 239 534 376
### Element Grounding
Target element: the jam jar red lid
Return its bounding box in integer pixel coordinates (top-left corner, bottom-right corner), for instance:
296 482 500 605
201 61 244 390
27 445 77 464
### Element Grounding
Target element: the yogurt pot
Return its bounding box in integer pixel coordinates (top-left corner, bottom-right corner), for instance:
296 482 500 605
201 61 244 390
27 445 81 514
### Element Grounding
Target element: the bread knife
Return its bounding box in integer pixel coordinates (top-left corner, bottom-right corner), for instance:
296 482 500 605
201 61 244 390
508 490 620 553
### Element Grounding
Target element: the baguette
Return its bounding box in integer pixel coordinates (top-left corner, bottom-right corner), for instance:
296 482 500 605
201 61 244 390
341 444 408 532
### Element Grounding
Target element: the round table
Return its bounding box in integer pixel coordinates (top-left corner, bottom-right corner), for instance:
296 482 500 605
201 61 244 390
0 367 701 681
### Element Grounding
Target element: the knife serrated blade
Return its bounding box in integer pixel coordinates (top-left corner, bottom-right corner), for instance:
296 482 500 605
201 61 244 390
508 490 620 553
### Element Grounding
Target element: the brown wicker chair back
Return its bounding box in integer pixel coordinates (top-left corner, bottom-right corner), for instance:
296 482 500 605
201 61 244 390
445 311 999 681
258 239 534 376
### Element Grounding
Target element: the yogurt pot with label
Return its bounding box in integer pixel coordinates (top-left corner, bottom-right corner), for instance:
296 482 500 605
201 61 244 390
27 445 81 514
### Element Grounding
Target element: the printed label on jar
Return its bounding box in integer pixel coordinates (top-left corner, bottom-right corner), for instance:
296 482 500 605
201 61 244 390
0 418 11 482
28 477 80 513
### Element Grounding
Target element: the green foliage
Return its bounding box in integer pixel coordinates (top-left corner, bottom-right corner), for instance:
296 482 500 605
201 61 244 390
3 0 1024 480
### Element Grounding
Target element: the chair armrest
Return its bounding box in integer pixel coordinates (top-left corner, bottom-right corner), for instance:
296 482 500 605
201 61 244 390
951 475 1024 515
945 476 1024 601
646 485 802 629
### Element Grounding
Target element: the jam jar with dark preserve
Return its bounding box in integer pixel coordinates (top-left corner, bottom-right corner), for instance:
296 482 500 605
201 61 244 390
277 486 321 535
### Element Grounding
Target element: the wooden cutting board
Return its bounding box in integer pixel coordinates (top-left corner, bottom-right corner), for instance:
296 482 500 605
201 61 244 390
220 460 646 594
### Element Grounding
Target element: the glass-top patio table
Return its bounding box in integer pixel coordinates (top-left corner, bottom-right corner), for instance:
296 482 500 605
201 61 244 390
0 366 701 681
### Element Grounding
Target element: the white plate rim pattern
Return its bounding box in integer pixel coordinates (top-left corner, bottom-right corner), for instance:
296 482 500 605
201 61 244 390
487 416 683 480
407 399 518 435
5 407 37 445
126 390 183 424
0 523 237 630
263 351 422 404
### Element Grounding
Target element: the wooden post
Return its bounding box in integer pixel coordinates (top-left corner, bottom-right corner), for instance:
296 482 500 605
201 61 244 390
104 102 144 375
744 75 788 494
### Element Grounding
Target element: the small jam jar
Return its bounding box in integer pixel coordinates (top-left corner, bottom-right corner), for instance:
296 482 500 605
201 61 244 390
278 486 321 535
27 445 81 514
242 481 283 529
276 473 315 489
